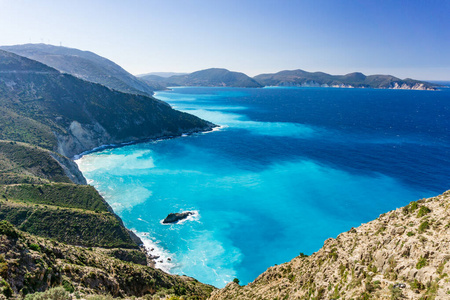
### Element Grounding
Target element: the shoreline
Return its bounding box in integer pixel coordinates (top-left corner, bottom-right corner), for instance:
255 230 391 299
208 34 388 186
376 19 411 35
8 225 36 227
72 125 218 160
73 125 221 272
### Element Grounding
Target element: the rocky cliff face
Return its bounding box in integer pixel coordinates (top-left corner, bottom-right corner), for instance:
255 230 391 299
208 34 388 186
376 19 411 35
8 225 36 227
210 191 450 300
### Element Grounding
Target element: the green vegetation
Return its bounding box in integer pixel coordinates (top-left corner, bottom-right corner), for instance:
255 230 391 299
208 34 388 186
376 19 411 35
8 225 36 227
24 287 70 300
410 279 426 290
0 49 213 158
0 108 57 150
418 221 429 233
417 206 431 218
0 49 218 299
0 220 20 238
141 68 263 88
2 183 109 211
254 69 437 90
389 285 403 300
0 222 214 298
0 202 137 248
416 256 428 269
1 44 155 96
107 249 148 265
0 141 71 184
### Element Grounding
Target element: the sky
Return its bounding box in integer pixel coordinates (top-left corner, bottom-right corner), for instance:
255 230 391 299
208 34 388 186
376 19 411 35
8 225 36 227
0 0 449 80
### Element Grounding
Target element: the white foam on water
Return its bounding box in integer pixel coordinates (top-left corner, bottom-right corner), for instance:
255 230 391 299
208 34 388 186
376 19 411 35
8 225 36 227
75 149 155 173
134 230 176 273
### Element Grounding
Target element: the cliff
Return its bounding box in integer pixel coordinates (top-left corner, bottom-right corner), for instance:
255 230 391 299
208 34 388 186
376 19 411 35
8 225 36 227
210 191 450 299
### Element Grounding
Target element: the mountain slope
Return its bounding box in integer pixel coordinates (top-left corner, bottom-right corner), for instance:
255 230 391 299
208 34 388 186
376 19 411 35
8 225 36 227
0 141 138 249
0 50 217 298
0 222 214 298
141 68 263 88
254 69 437 90
0 49 214 157
210 191 450 299
0 43 155 96
0 140 85 185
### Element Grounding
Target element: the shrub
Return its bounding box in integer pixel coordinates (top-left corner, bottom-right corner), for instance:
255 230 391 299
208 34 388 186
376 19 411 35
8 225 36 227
233 278 240 285
410 279 425 290
0 279 13 298
416 257 427 269
0 263 8 278
418 221 429 233
29 244 41 252
0 221 19 238
86 295 114 300
24 287 70 300
409 201 418 211
417 206 431 218
62 280 74 293
390 285 402 300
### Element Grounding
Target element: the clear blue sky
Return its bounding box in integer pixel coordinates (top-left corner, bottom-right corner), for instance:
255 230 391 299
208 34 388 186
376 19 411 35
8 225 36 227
0 0 449 80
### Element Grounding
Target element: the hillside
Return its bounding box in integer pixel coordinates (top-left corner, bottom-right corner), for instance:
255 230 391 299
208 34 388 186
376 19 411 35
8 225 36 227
254 69 437 90
0 49 215 158
138 72 188 78
0 140 85 185
140 68 263 88
0 141 137 249
0 221 214 298
210 191 450 300
0 50 217 299
0 144 216 299
0 44 155 96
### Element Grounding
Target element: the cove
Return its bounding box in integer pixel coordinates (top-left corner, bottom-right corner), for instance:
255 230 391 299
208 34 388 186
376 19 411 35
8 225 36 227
76 86 450 288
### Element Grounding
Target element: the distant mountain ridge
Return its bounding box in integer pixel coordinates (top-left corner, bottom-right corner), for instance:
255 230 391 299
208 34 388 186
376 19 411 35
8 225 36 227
138 72 188 78
0 44 155 96
140 68 437 91
140 68 263 88
254 69 437 90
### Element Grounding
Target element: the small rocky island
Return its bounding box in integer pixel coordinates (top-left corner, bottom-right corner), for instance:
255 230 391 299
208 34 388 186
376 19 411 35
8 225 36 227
162 211 194 224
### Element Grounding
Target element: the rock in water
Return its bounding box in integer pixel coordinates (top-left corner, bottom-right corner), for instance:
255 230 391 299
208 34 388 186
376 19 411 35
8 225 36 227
162 212 194 224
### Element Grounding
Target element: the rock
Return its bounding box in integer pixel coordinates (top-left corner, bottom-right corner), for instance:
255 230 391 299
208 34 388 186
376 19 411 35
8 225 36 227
162 212 194 224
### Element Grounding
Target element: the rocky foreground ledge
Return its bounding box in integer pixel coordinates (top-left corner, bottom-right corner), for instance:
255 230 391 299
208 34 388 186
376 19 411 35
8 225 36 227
210 191 450 300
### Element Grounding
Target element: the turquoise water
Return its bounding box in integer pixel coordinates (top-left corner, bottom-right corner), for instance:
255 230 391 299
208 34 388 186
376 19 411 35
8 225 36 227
77 86 450 287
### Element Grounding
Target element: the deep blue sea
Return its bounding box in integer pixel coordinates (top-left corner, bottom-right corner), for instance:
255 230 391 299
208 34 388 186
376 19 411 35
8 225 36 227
77 86 450 288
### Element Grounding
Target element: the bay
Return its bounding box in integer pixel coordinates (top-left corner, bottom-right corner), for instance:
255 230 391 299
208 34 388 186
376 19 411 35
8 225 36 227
77 86 450 288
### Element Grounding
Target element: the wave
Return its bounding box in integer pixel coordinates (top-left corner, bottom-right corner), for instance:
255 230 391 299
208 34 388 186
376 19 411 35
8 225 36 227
133 230 175 273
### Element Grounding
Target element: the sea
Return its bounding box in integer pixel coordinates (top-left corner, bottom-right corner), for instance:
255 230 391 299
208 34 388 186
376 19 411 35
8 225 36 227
76 85 450 288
